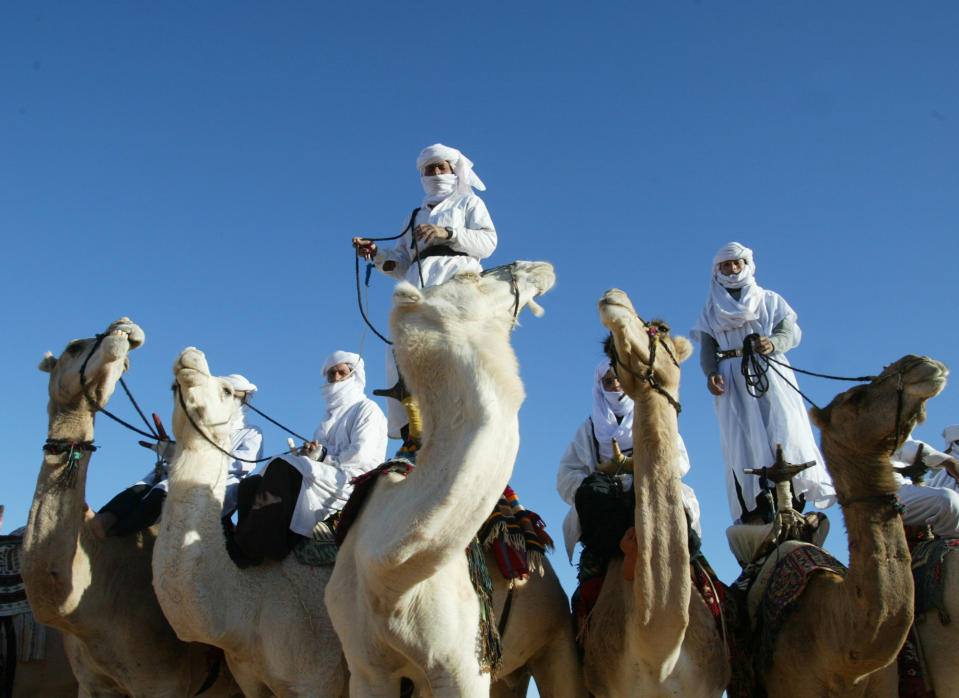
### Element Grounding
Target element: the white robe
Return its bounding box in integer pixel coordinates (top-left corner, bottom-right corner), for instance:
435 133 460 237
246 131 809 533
278 398 387 537
372 192 496 288
691 289 836 522
556 416 701 562
893 437 959 537
137 421 263 516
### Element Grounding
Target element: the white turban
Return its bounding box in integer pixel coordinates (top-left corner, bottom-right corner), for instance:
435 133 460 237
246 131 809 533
944 424 959 452
320 350 366 415
224 374 257 400
712 242 756 287
590 358 634 462
416 143 486 194
692 241 762 336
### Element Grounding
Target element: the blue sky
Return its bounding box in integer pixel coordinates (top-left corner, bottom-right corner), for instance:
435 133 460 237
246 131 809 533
3 2 957 692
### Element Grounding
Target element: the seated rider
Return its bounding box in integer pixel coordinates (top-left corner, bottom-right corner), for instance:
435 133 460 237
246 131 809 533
353 143 496 441
893 427 959 539
556 352 702 570
231 351 387 564
90 374 263 539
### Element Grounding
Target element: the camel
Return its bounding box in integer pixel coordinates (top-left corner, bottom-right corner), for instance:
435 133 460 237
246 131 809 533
20 317 240 697
586 288 729 697
912 537 959 695
154 346 348 697
488 550 586 698
325 262 557 697
753 353 948 697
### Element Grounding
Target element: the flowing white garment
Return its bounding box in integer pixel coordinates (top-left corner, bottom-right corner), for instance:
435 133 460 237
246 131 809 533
278 397 387 536
373 192 496 288
691 289 836 522
556 416 698 561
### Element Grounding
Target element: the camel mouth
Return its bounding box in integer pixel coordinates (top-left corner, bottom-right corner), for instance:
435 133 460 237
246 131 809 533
598 288 638 317
174 347 212 386
890 357 948 401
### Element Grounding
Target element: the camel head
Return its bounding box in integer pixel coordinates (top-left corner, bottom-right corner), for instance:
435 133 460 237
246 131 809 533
598 288 693 402
38 317 144 413
389 261 556 405
810 354 948 465
171 347 243 452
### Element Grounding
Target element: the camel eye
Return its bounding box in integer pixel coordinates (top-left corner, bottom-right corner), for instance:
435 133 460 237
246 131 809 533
222 386 233 398
65 341 85 356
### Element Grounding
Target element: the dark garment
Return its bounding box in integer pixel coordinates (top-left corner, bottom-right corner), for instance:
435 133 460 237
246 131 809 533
574 472 635 559
99 484 166 536
232 459 305 564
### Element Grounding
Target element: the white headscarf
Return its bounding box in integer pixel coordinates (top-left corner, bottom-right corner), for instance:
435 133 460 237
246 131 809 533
224 373 257 428
697 241 764 335
944 424 959 454
591 358 634 462
416 143 486 205
319 351 366 423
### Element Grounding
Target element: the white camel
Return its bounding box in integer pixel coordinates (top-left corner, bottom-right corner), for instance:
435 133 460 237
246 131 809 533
154 346 348 697
326 262 557 697
21 318 239 697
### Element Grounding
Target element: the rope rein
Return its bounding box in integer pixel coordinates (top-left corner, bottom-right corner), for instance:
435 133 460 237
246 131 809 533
737 333 878 410
78 333 159 440
609 320 683 415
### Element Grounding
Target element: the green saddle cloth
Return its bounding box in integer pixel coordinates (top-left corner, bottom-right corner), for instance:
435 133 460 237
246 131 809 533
292 519 338 567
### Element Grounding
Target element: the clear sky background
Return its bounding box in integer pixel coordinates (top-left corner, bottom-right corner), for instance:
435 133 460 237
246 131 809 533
3 2 957 694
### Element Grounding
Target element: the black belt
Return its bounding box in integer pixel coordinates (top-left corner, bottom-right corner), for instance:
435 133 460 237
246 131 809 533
717 349 744 360
413 246 468 263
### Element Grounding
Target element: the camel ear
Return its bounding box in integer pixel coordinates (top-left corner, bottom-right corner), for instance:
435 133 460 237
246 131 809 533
38 352 57 373
672 335 694 363
393 282 422 306
808 405 826 429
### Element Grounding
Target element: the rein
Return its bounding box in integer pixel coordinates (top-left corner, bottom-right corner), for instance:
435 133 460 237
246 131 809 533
79 333 159 441
173 382 274 464
609 318 683 414
354 207 423 345
737 333 877 410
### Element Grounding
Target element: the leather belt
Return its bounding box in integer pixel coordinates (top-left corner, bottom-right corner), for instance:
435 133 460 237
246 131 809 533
717 349 744 360
413 246 469 263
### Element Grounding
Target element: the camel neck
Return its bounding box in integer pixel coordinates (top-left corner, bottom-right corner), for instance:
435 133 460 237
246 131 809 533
627 388 691 671
22 407 98 620
821 445 913 671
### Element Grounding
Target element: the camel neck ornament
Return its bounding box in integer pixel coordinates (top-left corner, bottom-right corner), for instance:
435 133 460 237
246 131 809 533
607 318 683 414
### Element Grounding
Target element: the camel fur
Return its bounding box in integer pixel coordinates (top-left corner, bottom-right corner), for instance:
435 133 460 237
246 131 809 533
326 262 557 697
489 549 587 698
587 288 729 697
759 353 948 697
154 346 348 697
21 318 240 697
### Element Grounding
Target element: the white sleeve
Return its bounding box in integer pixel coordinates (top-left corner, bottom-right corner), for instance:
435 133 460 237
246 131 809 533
448 196 496 261
373 211 419 280
227 426 264 487
557 420 598 505
322 402 388 481
894 438 955 470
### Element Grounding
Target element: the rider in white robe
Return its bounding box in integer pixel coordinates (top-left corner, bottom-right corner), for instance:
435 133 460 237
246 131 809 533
353 144 496 437
690 242 836 523
556 358 701 561
276 351 388 536
893 430 959 538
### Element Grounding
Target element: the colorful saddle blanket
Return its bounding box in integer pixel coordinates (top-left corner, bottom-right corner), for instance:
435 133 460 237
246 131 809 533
478 486 553 581
0 534 30 619
756 545 847 672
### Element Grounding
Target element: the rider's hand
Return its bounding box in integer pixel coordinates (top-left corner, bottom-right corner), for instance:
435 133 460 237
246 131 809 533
140 438 176 462
353 237 377 259
752 336 775 355
413 223 449 247
707 373 725 396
